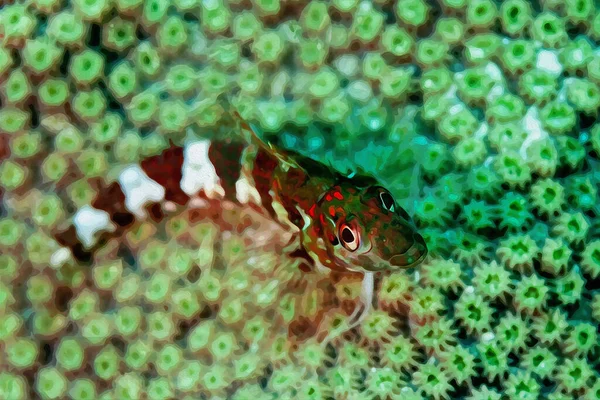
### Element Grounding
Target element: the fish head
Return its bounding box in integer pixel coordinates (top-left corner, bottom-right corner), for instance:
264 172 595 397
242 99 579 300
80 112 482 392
316 181 427 272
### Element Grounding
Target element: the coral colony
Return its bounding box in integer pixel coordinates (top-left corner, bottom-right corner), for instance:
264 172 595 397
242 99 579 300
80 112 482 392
1 0 600 399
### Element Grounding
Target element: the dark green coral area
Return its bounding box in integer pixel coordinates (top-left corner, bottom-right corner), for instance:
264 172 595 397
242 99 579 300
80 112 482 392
1 0 600 399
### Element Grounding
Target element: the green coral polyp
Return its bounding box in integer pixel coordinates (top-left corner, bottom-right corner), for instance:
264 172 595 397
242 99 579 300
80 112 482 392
414 193 452 227
438 106 478 143
409 287 446 322
233 12 261 41
502 39 536 75
72 90 107 121
500 0 532 36
566 176 597 211
498 192 534 231
23 38 63 75
4 69 31 104
124 340 151 370
457 67 495 104
157 16 188 53
115 306 142 337
1 5 35 42
553 269 585 305
10 132 42 159
581 240 600 278
126 91 159 126
56 338 85 371
435 18 465 45
556 136 586 169
36 367 67 400
487 93 525 124
94 346 120 381
564 322 597 356
413 361 452 400
70 50 105 86
553 211 590 245
416 39 449 66
541 238 572 275
514 275 548 313
525 137 558 177
39 79 69 107
69 379 97 400
504 371 541 400
521 347 557 379
82 314 112 345
134 42 162 78
108 62 138 99
382 26 413 57
455 291 494 334
496 234 538 272
146 378 173 400
466 0 498 28
6 338 38 369
533 12 568 48
104 17 136 52
300 1 330 33
47 11 86 47
414 317 457 354
477 341 510 380
555 358 595 393
453 137 487 169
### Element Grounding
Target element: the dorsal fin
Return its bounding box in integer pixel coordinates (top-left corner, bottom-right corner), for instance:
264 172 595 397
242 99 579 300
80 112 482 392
232 111 304 171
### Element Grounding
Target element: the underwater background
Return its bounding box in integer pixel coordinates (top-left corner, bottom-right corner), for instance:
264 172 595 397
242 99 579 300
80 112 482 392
1 0 600 399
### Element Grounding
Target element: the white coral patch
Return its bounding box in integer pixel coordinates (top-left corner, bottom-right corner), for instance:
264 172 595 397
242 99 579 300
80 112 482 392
487 84 505 102
73 205 113 248
520 106 549 159
484 63 506 103
180 140 224 199
536 50 563 76
475 122 489 140
347 80 373 103
50 247 71 268
334 54 359 78
484 62 504 81
162 201 177 212
118 165 166 218
481 332 496 343
235 176 262 205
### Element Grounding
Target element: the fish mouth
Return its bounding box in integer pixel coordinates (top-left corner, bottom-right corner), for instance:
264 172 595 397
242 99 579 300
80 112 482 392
388 233 428 268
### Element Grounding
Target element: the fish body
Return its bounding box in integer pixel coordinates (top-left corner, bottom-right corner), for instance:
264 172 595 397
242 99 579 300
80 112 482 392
54 113 427 279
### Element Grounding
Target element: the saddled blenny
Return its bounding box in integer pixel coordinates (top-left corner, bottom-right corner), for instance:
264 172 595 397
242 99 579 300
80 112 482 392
51 108 428 334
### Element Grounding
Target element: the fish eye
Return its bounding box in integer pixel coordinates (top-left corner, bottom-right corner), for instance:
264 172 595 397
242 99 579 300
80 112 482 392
379 191 396 213
339 224 360 252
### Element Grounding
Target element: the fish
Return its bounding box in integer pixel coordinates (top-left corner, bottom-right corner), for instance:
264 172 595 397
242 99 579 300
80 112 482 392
52 109 428 330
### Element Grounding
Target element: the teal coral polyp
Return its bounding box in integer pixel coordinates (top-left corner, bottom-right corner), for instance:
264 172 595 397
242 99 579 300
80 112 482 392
1 0 600 399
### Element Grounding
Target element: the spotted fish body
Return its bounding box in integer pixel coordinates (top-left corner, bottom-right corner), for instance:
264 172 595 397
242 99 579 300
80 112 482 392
54 114 427 280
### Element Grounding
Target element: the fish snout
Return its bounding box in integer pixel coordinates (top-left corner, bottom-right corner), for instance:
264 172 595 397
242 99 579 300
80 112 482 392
388 233 428 268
